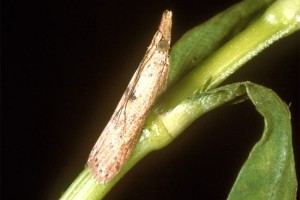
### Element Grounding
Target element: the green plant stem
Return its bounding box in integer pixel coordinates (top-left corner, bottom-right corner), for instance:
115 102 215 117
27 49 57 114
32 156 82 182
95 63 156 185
159 0 300 113
168 0 276 86
60 0 299 199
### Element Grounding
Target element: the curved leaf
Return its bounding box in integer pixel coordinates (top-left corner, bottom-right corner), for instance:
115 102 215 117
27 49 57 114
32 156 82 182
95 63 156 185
161 82 297 199
227 83 297 200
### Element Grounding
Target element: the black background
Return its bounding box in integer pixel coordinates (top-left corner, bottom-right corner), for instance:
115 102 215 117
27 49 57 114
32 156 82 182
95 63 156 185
2 0 299 199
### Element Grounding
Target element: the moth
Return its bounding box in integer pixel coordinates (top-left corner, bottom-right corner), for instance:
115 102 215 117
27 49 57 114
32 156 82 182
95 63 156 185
87 10 172 183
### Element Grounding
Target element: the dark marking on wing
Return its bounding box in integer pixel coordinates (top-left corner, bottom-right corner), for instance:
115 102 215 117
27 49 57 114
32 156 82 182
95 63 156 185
157 39 169 53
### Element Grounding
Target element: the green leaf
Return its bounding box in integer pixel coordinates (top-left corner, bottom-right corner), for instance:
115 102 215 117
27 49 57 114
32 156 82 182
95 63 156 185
226 83 297 200
162 82 297 199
